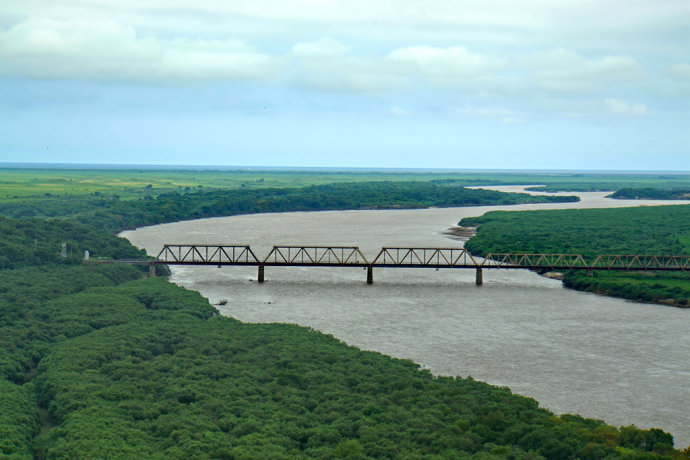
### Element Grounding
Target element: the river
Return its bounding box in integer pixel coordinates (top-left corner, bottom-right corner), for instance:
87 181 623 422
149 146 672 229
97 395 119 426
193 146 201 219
122 188 690 447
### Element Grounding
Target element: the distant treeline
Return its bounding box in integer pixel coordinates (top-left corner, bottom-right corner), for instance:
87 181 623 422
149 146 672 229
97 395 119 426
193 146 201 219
0 181 577 233
0 216 681 458
460 205 690 306
608 188 690 200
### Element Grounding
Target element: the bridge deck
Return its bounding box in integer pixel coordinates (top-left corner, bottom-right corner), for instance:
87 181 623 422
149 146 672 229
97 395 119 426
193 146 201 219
150 244 690 271
85 244 689 285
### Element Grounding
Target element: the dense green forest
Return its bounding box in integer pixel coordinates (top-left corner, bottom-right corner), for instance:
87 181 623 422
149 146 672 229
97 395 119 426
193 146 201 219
608 188 690 200
0 216 147 270
1 168 688 457
0 217 684 458
0 181 576 233
460 205 690 306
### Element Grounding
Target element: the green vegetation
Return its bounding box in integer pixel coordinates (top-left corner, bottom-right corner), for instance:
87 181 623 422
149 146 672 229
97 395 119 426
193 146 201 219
1 167 688 456
0 216 147 269
563 271 690 306
521 173 690 193
0 181 576 233
0 167 476 201
0 217 683 457
609 188 690 200
461 205 690 306
2 167 689 202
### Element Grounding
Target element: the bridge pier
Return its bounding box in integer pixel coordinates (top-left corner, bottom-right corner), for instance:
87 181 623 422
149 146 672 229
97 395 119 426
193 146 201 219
367 265 373 284
258 265 265 283
586 269 593 277
149 264 156 277
475 268 483 286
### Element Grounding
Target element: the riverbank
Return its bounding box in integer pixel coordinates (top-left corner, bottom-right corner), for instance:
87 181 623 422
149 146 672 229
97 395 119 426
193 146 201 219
460 194 690 308
123 192 690 447
1 216 680 457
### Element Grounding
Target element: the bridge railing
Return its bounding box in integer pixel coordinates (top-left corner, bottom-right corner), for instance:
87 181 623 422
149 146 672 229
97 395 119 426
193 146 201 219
263 246 369 266
156 244 260 265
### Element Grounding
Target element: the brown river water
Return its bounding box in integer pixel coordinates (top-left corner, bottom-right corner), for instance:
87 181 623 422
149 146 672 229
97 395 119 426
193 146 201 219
122 187 690 447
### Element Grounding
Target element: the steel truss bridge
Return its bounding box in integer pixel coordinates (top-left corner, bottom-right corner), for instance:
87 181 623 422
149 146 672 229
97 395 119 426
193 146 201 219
145 244 690 285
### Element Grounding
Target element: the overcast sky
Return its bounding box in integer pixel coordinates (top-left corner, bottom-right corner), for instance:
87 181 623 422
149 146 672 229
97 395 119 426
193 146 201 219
1 0 689 170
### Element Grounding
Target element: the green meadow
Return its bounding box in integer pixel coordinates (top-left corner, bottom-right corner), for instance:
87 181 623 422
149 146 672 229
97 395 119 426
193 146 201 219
2 167 689 202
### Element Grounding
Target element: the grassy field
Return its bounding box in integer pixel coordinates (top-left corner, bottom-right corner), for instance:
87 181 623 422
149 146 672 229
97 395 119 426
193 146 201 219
0 168 511 201
2 166 690 201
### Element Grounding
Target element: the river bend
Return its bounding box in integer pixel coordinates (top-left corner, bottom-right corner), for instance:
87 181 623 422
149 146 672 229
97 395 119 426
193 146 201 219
122 188 690 447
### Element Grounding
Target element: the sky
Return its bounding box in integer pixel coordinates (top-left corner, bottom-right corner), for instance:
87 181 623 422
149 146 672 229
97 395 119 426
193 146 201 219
1 0 689 170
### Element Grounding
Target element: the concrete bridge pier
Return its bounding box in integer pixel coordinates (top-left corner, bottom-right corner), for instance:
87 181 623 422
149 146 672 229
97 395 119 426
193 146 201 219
258 265 265 283
475 268 483 286
149 263 156 277
367 265 373 284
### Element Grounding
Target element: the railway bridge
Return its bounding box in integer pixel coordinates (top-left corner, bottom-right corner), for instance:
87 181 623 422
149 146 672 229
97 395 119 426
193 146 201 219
130 244 690 285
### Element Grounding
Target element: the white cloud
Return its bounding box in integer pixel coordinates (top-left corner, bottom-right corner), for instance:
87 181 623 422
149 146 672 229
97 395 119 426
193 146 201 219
291 37 350 58
287 53 403 92
605 98 648 116
385 45 505 84
501 117 524 124
5 0 689 51
0 17 279 82
520 48 640 92
451 105 525 124
0 2 682 118
452 105 512 118
389 106 411 116
668 63 690 80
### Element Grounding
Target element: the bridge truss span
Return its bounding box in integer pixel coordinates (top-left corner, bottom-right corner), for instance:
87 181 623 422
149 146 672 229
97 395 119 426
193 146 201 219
372 247 480 268
590 254 690 271
143 244 688 285
482 253 589 270
263 246 369 266
156 244 260 265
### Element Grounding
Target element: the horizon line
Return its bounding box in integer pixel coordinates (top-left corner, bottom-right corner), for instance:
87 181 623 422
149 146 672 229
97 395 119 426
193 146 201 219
1 162 689 175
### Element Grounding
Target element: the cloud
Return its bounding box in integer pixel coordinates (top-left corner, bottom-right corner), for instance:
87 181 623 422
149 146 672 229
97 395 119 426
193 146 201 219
385 45 505 85
291 37 350 58
389 106 411 117
285 43 506 93
668 63 690 80
5 1 689 52
451 105 525 124
520 48 640 92
0 17 279 82
605 98 648 116
501 117 524 124
0 4 678 119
